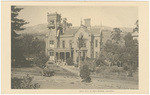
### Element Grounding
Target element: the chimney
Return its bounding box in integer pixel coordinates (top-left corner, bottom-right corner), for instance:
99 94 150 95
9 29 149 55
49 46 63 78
84 18 91 28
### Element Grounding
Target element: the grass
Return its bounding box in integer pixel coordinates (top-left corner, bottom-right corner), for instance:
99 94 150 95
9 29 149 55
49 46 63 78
11 65 138 89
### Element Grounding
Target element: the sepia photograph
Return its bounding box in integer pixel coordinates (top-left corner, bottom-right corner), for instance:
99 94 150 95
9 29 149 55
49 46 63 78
11 6 139 89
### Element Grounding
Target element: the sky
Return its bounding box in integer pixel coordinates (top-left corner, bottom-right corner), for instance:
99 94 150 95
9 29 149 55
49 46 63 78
17 6 138 28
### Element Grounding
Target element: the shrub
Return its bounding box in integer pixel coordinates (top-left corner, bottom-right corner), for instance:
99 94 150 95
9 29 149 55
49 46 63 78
95 55 106 66
123 63 136 77
81 57 96 72
11 74 40 89
40 67 55 77
95 66 108 73
109 66 119 73
80 64 91 82
66 58 74 66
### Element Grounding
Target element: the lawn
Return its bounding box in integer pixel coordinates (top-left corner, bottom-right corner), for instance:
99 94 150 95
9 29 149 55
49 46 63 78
11 64 138 89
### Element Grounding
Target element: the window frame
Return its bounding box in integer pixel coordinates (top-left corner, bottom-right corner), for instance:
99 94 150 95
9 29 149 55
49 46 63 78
95 39 98 47
69 40 72 48
62 40 65 48
50 52 54 56
49 40 54 45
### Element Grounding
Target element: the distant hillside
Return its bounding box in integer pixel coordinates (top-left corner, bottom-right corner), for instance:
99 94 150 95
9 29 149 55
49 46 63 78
17 23 49 35
17 23 133 36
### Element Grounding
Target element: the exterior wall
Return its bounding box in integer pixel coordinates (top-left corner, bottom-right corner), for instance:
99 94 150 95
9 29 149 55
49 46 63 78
73 27 92 63
59 36 74 49
45 27 103 63
45 29 57 56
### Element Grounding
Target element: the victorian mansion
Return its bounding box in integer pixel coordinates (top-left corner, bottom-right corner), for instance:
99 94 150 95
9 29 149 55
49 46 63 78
45 12 111 64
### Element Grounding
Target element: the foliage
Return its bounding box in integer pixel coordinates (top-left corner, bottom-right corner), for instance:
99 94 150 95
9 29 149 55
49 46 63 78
77 34 85 67
66 58 74 65
95 54 106 66
12 60 33 68
34 52 49 68
120 32 138 76
104 39 123 66
82 57 96 72
20 35 46 57
11 74 40 89
80 64 91 82
41 68 55 77
133 20 139 33
101 27 138 77
11 6 29 37
111 28 122 44
11 6 29 67
12 33 47 68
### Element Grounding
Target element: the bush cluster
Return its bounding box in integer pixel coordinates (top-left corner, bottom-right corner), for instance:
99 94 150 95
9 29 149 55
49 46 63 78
11 74 40 89
66 58 74 66
80 64 91 82
40 67 55 77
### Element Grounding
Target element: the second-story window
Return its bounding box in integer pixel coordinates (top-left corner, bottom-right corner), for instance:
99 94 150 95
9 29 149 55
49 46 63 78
50 52 54 56
82 42 86 47
50 40 54 45
62 40 65 48
95 40 98 47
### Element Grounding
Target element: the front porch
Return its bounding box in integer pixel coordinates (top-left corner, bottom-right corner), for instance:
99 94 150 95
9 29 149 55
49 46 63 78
48 48 88 65
48 48 74 63
55 51 73 62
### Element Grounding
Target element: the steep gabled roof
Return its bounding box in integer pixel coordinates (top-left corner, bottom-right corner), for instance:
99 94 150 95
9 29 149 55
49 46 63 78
63 27 79 35
62 25 113 37
63 26 101 36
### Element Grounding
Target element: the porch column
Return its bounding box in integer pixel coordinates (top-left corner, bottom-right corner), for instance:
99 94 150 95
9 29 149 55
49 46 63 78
54 51 56 62
81 51 83 61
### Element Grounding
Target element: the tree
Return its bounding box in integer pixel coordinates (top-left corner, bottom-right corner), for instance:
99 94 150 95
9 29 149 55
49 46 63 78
104 38 124 66
21 34 34 57
80 64 91 82
133 20 139 33
120 32 138 76
11 6 29 67
111 28 122 44
77 34 85 68
11 6 28 38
